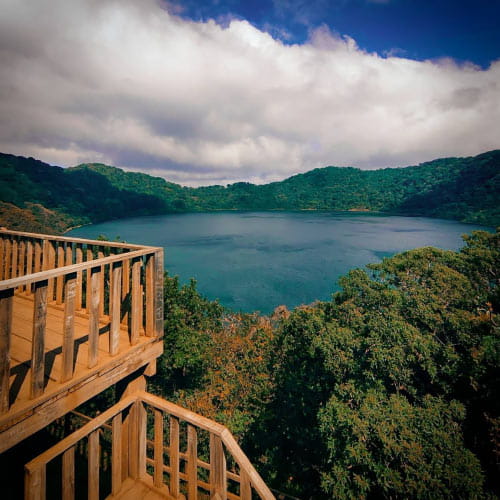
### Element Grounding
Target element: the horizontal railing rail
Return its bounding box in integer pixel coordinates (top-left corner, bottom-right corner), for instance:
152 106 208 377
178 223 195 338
24 392 275 500
0 230 164 416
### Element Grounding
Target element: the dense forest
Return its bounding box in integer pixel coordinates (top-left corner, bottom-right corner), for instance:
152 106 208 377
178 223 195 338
0 149 499 233
147 229 499 499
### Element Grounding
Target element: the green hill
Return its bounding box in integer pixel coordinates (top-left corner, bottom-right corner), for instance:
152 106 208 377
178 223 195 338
0 150 499 233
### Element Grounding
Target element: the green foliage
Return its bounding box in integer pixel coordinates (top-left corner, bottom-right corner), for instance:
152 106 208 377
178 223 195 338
1 150 499 234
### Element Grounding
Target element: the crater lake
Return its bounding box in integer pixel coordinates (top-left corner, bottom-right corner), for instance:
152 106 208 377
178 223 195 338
67 212 491 314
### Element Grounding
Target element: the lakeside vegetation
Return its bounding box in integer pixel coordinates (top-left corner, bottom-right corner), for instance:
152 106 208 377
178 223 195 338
150 229 500 499
1 149 499 233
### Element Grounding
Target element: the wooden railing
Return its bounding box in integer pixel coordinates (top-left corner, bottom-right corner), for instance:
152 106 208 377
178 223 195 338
25 391 275 500
0 230 164 414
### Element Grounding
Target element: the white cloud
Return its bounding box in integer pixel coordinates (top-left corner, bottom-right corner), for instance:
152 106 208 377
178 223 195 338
0 0 499 186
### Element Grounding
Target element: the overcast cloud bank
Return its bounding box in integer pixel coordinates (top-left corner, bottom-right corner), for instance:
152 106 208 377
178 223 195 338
0 0 499 186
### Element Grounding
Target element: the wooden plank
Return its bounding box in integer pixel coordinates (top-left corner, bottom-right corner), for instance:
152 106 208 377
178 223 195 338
61 274 76 382
187 424 198 500
0 289 13 413
210 433 227 500
112 412 123 495
26 240 33 294
129 403 138 479
131 259 142 345
88 429 100 500
137 400 147 479
31 280 47 399
47 241 56 301
98 249 104 317
146 254 154 337
154 250 164 339
240 470 251 500
0 236 4 280
170 416 180 498
18 240 26 288
88 267 100 368
86 247 93 312
154 408 164 488
56 244 65 305
75 245 83 310
11 238 18 279
121 259 130 326
62 446 75 500
4 239 11 280
34 240 42 274
110 263 122 356
24 465 46 500
65 242 73 266
122 406 130 481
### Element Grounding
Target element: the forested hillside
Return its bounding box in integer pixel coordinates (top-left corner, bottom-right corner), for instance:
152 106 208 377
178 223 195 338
150 229 500 499
0 149 499 233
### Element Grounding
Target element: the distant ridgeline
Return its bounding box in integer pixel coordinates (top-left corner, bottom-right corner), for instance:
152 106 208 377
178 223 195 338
0 150 499 234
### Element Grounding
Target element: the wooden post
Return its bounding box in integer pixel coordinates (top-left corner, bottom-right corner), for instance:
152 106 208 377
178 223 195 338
121 259 130 326
187 424 198 500
56 244 65 305
47 241 56 302
109 263 122 356
86 247 93 312
31 280 48 399
88 267 100 368
34 240 42 273
25 465 46 500
154 409 164 488
146 254 154 337
88 429 100 500
61 274 76 382
18 240 26 288
62 446 75 500
0 236 4 280
11 238 18 279
137 400 147 479
170 416 180 498
98 248 105 317
210 434 227 500
26 240 33 294
75 245 83 310
0 288 13 414
131 258 142 345
65 242 73 266
154 250 164 339
112 413 123 495
3 239 11 280
240 470 251 500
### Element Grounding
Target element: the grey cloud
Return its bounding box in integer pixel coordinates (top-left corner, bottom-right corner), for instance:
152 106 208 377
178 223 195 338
0 0 499 186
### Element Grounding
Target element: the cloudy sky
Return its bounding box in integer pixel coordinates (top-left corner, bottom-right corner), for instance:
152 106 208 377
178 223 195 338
0 0 499 186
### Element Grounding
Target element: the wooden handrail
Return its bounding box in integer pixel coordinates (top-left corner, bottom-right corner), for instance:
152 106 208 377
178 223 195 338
0 247 161 291
139 391 275 500
0 228 148 250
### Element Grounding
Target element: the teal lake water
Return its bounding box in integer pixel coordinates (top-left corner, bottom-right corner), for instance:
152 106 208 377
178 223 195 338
68 212 490 314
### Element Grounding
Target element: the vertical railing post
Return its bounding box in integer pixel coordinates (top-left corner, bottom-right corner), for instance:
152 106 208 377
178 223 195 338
0 288 13 414
31 280 48 399
131 258 142 345
18 239 26 291
146 254 154 337
240 470 252 500
88 267 100 368
129 400 147 479
98 248 105 318
170 416 180 498
3 238 11 280
61 273 76 382
34 240 42 273
109 262 122 356
154 250 164 339
75 244 83 310
11 238 18 279
0 235 4 280
187 424 198 500
26 240 33 294
25 465 46 500
154 409 164 488
210 434 227 500
86 247 93 312
112 413 123 495
62 446 75 500
121 258 130 326
88 430 100 500
56 243 65 305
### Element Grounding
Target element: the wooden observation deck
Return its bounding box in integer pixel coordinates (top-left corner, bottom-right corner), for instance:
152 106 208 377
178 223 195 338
0 229 274 500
